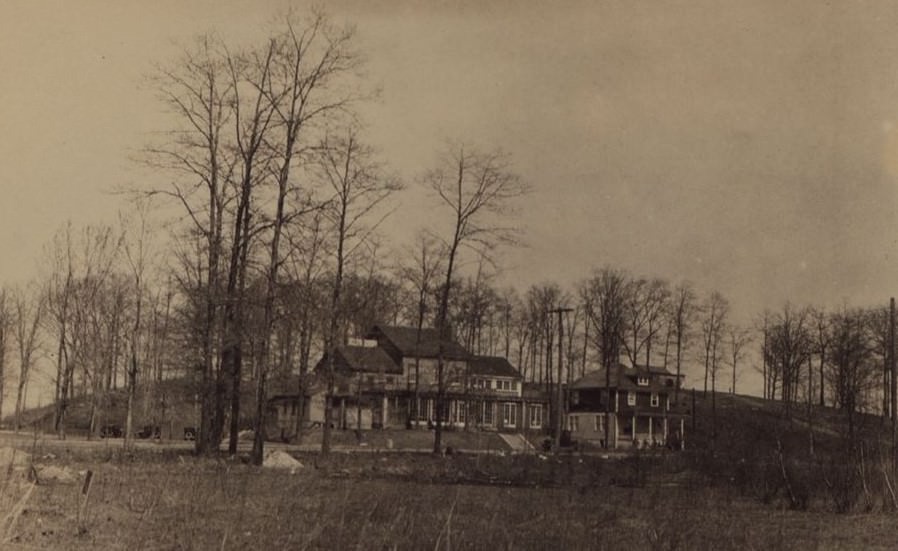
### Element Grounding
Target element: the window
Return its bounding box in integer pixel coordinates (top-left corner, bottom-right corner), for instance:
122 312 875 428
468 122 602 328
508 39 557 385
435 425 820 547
452 401 466 424
594 415 602 432
568 415 579 432
512 380 518 391
529 405 542 428
482 402 494 425
503 403 517 427
651 393 659 407
627 392 636 406
637 376 650 386
385 376 394 385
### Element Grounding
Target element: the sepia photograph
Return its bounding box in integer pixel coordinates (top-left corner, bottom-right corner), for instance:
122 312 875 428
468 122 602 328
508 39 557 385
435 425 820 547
3 0 898 548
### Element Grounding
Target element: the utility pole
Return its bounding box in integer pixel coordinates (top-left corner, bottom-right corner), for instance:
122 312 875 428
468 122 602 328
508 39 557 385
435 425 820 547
886 297 898 466
550 307 573 450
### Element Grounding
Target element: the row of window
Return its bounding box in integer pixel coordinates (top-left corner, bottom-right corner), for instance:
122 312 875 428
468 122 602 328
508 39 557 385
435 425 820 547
568 415 667 435
626 392 661 407
637 376 677 387
412 399 541 428
472 378 518 391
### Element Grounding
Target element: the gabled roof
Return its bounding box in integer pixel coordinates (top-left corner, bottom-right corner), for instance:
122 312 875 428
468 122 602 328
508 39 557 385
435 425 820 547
315 345 402 375
367 325 469 360
522 382 551 400
469 355 521 378
571 363 678 391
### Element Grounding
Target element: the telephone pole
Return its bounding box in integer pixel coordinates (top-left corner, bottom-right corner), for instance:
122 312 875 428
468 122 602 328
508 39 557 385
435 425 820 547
550 306 573 449
890 297 896 468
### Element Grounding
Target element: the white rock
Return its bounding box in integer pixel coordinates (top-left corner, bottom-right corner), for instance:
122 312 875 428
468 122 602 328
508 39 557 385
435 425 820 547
262 450 303 474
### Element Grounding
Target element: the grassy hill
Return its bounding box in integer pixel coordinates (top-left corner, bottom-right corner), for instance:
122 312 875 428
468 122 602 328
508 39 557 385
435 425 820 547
3 377 257 439
687 390 887 454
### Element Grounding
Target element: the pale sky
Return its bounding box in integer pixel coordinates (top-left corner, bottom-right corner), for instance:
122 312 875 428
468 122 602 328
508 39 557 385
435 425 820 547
4 1 898 399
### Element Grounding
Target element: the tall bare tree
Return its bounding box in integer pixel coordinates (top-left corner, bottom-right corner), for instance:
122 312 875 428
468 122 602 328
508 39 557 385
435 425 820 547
0 289 12 423
423 144 528 454
669 282 698 402
582 268 629 448
318 129 401 454
396 232 444 425
827 307 876 443
767 304 813 413
123 204 153 449
13 285 44 433
726 324 752 394
700 291 728 448
251 13 362 463
700 291 729 396
148 11 364 455
148 34 234 453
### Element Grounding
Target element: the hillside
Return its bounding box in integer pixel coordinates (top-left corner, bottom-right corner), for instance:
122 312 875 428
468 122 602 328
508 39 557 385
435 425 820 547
2 377 257 439
687 390 887 454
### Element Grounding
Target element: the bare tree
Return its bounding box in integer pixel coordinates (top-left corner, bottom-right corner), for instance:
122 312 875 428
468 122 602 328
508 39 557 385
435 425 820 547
250 12 362 464
318 129 401 454
396 232 445 426
13 285 44 433
700 291 728 448
0 289 11 423
669 282 698 402
700 291 729 396
641 278 670 367
122 204 154 449
42 223 121 439
147 11 364 456
582 268 629 448
766 304 813 413
827 307 877 443
147 34 234 454
726 324 752 394
423 144 528 454
811 308 831 407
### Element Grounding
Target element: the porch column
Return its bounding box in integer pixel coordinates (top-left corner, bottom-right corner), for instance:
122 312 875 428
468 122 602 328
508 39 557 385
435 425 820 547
680 418 685 450
648 417 653 444
340 398 347 430
612 414 619 448
663 417 669 442
383 395 389 428
632 413 637 447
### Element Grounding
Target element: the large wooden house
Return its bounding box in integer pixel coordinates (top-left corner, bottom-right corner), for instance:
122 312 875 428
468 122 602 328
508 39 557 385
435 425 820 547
566 364 688 449
269 325 549 436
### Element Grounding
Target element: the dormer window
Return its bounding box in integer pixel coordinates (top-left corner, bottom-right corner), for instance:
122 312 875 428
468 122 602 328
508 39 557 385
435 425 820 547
637 376 650 386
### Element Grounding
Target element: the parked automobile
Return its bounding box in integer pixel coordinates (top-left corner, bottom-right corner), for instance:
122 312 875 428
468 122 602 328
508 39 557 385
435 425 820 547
136 425 161 439
100 424 123 438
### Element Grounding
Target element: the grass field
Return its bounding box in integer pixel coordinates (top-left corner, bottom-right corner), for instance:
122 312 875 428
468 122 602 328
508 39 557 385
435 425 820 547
4 391 898 549
3 448 898 550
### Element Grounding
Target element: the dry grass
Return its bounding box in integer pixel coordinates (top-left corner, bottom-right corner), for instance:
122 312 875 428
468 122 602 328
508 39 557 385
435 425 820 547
1 450 896 550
